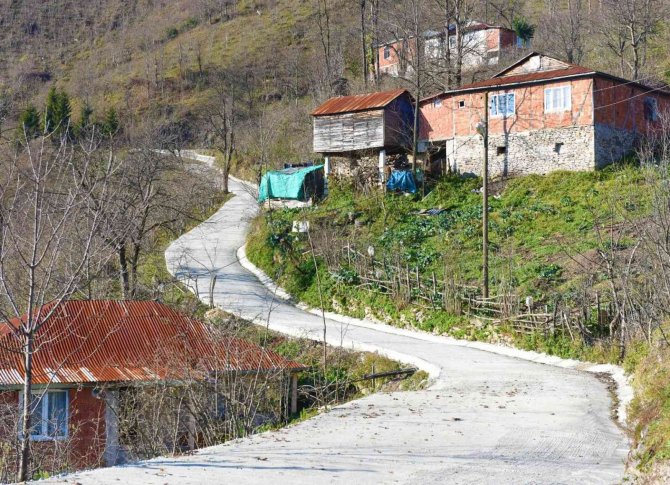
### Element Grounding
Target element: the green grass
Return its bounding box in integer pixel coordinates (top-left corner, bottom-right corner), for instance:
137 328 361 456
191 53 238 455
246 164 654 361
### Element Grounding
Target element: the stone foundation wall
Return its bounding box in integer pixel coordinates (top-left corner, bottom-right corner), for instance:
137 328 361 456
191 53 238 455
594 124 638 167
450 125 596 177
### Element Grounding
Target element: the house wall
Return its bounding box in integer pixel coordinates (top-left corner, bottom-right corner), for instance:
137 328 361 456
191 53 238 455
0 387 106 473
313 109 385 153
592 78 670 164
420 77 595 139
499 29 518 49
448 125 595 176
418 77 596 176
384 94 415 148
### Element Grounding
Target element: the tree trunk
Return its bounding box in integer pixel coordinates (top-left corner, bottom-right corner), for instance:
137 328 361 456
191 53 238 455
18 333 33 482
130 242 142 298
360 0 368 87
118 243 130 299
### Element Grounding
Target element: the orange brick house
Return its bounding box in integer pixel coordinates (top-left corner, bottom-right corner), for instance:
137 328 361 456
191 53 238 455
0 300 304 475
378 21 520 78
419 52 670 176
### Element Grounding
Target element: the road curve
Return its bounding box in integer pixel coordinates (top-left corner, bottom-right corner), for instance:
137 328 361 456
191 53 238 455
50 175 629 485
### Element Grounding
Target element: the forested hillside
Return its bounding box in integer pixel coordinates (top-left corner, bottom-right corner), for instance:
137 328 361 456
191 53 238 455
1 0 669 173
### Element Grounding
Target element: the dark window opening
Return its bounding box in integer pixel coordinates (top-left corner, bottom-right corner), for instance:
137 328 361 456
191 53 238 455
496 146 507 156
458 100 465 108
383 46 391 60
644 97 659 122
554 142 564 154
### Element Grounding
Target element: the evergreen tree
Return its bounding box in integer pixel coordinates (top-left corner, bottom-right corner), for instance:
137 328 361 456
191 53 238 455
44 86 59 133
102 107 120 136
44 86 72 136
76 102 93 138
56 90 72 132
513 17 535 48
18 104 41 139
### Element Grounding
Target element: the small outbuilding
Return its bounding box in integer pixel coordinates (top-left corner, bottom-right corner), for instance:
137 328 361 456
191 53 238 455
258 165 325 203
312 89 414 183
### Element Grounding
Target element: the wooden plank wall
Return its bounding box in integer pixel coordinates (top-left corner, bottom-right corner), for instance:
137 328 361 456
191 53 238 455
313 109 384 153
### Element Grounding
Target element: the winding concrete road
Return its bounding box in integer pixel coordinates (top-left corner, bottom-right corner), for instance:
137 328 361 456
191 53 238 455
51 173 629 484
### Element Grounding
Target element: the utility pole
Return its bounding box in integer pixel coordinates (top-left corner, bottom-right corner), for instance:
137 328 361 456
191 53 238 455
482 91 489 298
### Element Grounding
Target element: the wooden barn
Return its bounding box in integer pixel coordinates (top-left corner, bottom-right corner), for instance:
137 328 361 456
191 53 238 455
312 89 414 183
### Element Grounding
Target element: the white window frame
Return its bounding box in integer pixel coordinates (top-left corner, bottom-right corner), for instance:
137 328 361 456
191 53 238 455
433 98 442 108
383 46 391 60
544 85 572 113
490 93 515 118
448 35 456 49
19 390 69 441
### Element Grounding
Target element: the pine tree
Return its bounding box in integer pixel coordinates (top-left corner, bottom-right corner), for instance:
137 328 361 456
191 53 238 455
102 107 120 136
56 90 72 133
44 86 72 136
44 86 59 133
76 102 93 138
19 104 41 139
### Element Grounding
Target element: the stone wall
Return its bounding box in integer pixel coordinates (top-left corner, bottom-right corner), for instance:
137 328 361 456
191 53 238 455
450 125 596 177
594 123 638 167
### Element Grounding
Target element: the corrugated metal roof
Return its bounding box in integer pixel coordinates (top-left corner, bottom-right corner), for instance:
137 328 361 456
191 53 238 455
459 66 595 90
0 300 305 386
420 66 595 103
312 88 409 116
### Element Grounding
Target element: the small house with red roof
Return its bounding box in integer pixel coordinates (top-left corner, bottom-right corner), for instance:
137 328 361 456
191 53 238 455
419 52 670 176
0 300 304 474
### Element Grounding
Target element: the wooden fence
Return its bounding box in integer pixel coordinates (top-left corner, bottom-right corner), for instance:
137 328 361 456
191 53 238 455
329 243 612 342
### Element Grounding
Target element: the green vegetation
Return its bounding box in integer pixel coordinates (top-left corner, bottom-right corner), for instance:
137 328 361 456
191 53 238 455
247 164 649 352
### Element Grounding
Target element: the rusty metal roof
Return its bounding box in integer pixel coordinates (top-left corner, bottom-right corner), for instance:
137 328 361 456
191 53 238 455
312 88 409 116
0 300 305 386
420 66 595 103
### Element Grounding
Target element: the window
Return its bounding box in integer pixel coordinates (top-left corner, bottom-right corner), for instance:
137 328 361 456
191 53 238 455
496 146 507 156
490 93 515 117
20 390 68 440
544 86 571 113
383 46 391 60
448 35 456 49
458 100 465 108
645 97 659 122
433 98 442 108
554 142 564 154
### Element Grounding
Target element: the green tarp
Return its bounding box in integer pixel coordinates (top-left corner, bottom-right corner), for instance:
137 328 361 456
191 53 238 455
258 165 324 202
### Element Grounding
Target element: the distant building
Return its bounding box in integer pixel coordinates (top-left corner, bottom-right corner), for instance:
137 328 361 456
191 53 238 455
419 52 670 177
378 21 520 78
0 300 304 472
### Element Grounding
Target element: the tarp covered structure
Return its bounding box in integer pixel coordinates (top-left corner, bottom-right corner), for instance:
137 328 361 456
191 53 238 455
386 170 417 193
258 165 325 202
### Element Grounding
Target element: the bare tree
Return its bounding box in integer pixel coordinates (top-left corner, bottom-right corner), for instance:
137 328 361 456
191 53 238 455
540 0 587 64
0 133 116 482
599 0 666 79
204 69 241 194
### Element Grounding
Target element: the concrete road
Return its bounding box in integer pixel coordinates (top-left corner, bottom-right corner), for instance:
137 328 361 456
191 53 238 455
49 175 629 484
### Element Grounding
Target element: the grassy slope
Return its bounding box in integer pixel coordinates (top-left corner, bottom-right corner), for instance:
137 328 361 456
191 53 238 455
246 165 670 471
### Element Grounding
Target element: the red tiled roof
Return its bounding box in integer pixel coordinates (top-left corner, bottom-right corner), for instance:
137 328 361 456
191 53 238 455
0 300 305 386
312 88 409 116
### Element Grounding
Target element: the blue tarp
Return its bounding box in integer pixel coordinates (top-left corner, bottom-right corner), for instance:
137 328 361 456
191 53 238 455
386 170 417 193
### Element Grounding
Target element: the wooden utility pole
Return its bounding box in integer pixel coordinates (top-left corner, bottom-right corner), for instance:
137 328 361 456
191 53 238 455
482 91 489 299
